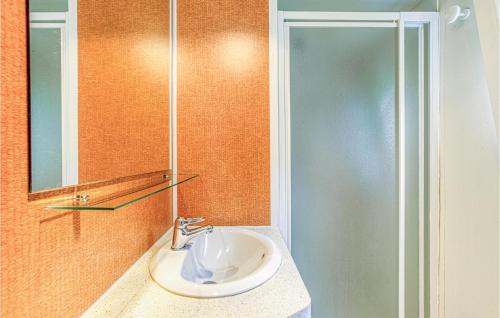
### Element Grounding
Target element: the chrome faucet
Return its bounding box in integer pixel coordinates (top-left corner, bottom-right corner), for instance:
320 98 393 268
171 217 214 250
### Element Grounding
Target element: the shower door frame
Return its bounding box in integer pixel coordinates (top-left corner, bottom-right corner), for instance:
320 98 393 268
270 11 440 318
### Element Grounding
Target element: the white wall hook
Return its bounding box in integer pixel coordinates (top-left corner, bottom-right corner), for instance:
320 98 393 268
445 5 471 24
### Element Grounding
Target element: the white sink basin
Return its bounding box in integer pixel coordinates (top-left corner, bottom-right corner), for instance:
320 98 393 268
149 227 282 298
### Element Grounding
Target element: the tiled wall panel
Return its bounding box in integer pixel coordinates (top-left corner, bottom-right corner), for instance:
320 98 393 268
0 1 172 317
177 0 270 225
78 0 170 183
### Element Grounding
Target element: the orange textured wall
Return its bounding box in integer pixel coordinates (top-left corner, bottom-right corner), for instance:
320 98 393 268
177 0 270 225
78 0 170 183
0 1 172 317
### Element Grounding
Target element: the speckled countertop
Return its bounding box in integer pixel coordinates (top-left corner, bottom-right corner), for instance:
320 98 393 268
81 226 311 318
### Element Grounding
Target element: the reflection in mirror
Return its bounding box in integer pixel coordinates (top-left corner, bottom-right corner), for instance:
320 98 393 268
29 0 170 192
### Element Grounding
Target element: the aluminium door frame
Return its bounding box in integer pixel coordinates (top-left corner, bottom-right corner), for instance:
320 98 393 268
270 11 439 318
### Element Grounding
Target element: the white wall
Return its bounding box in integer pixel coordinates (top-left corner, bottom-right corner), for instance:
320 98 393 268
474 0 500 136
440 1 500 317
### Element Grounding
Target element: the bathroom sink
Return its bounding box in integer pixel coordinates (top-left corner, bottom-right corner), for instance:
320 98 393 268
149 227 282 298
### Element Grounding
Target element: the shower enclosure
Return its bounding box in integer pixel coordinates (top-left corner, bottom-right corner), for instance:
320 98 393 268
272 12 439 318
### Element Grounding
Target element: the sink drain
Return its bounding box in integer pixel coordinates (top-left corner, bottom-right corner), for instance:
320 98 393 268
202 281 217 285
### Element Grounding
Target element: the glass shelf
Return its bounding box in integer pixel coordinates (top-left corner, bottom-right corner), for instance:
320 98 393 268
45 173 197 211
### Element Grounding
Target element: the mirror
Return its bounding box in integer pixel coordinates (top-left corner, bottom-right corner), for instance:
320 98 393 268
28 0 170 192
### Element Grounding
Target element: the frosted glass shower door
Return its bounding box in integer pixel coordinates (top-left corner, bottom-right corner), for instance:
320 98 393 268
30 27 64 191
289 26 399 318
277 14 439 318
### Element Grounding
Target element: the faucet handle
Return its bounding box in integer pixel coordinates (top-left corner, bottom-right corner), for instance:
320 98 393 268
184 217 205 225
175 217 205 227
